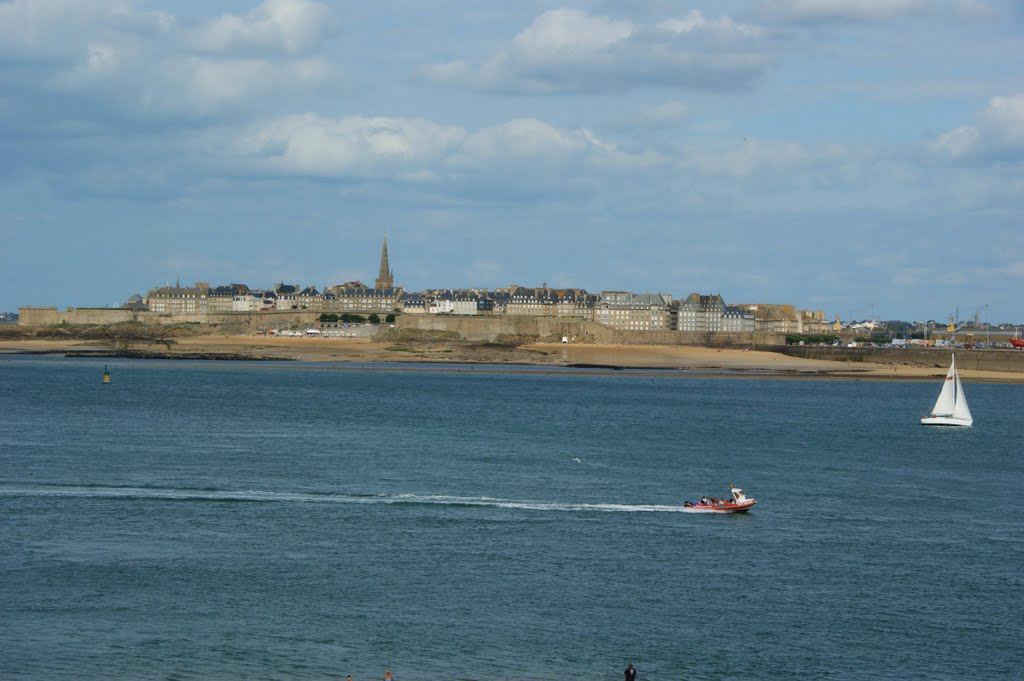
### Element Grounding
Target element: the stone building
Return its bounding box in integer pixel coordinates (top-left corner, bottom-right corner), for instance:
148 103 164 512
673 293 754 333
324 284 401 314
297 287 324 311
737 304 830 335
486 290 510 315
207 284 249 312
674 293 723 332
232 291 266 311
271 283 323 311
427 290 455 314
506 286 596 317
398 292 426 314
147 282 209 314
595 291 672 331
273 283 301 310
721 305 756 333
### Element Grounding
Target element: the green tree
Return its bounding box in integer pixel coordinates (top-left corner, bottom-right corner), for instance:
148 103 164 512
319 313 339 323
368 313 381 325
785 334 839 345
385 313 395 323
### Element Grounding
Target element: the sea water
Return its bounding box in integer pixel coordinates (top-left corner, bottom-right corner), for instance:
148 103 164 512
1 356 1021 680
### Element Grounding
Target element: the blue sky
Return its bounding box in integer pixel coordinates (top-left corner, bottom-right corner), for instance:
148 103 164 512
1 0 1022 323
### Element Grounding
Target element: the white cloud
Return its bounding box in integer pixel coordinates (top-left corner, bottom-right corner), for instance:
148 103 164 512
224 113 878 202
141 58 331 118
189 0 336 55
230 114 652 180
0 0 174 60
2 0 335 124
760 0 929 24
234 114 467 177
459 119 606 163
85 42 120 72
52 42 124 86
511 8 633 57
929 94 1024 162
658 10 763 38
47 48 332 119
930 125 981 158
985 95 1024 142
424 8 768 94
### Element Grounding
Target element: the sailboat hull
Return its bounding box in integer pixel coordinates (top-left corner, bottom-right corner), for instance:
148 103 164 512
920 415 973 427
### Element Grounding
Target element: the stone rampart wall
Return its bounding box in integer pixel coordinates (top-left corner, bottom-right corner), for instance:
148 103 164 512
18 307 143 326
18 307 322 330
396 314 784 346
778 345 1024 373
20 306 788 346
18 307 60 325
200 311 322 329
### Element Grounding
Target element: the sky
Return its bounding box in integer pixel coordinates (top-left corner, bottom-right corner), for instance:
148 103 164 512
1 0 1022 323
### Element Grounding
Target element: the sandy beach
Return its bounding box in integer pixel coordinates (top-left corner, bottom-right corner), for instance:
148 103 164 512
3 334 1023 383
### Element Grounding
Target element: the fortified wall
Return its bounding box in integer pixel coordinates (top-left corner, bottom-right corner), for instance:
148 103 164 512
18 307 321 330
18 307 142 326
19 306 788 346
779 345 1024 373
395 314 785 346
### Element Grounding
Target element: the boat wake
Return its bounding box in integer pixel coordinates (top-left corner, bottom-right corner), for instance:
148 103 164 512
392 493 684 513
0 484 686 514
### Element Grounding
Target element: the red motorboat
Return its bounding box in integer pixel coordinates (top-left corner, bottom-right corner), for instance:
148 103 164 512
1010 330 1024 349
684 484 756 513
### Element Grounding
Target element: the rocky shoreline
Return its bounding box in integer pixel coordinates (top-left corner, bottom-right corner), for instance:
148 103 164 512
4 336 1023 382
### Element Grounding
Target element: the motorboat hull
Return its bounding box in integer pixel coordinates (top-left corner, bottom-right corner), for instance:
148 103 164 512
683 499 756 513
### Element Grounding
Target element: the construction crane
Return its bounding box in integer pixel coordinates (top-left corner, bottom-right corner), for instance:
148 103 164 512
945 304 987 348
944 306 960 347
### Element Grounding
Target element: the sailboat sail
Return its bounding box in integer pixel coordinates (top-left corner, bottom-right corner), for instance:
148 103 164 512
930 360 957 416
953 374 973 422
922 354 973 426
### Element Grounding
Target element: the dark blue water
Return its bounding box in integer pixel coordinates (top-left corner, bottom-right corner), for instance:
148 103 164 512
1 356 1022 680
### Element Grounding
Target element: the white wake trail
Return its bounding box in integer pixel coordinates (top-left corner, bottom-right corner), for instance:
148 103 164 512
1 486 686 513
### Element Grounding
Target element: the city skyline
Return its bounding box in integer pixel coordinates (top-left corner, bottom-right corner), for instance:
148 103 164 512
1 1 1022 322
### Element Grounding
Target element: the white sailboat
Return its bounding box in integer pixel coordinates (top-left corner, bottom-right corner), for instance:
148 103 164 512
920 355 973 427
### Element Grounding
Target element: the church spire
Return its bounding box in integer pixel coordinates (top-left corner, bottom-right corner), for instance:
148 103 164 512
375 236 394 290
